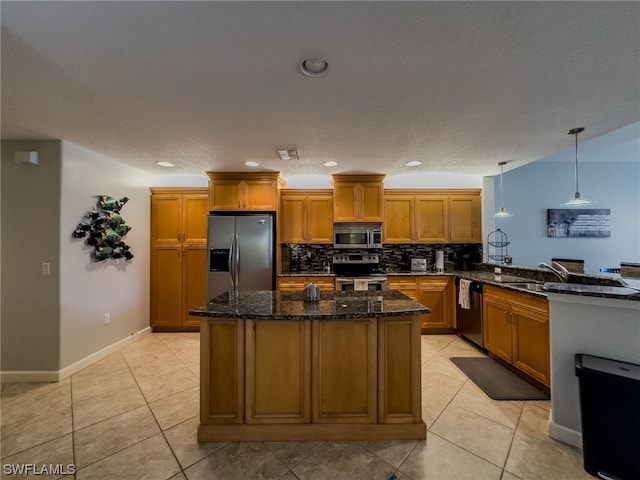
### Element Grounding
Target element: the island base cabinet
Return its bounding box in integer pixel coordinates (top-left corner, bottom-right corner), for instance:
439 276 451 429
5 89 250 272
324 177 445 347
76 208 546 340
200 319 244 425
312 319 377 424
246 320 311 424
198 315 426 442
378 316 422 423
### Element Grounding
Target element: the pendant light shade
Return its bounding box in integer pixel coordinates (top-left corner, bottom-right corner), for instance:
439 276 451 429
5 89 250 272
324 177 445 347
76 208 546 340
560 127 595 206
494 161 512 217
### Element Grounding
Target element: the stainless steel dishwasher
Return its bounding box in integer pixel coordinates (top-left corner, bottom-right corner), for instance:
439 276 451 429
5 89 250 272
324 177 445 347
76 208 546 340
455 279 485 351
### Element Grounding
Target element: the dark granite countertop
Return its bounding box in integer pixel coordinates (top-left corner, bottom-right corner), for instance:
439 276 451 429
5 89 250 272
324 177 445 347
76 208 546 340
190 290 430 320
278 266 640 301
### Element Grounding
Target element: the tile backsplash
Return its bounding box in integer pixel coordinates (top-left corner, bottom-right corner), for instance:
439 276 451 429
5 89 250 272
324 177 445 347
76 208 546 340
282 243 483 273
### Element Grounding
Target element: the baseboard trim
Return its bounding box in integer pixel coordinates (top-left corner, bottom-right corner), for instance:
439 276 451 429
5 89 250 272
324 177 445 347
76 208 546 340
548 420 583 449
1 327 152 383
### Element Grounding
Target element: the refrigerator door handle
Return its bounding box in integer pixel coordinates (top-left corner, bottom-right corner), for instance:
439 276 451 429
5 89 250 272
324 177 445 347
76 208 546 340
235 234 240 287
228 236 236 288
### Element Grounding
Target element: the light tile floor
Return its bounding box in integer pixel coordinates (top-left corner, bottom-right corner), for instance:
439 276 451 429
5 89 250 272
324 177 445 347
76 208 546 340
0 333 592 480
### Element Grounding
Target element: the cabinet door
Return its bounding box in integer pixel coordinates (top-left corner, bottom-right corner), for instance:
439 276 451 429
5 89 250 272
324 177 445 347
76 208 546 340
280 195 307 243
209 179 242 210
200 318 244 424
313 276 335 291
333 182 358 221
387 276 418 300
417 278 451 330
312 319 377 423
151 195 182 245
150 247 182 327
360 182 384 222
415 197 447 242
511 305 550 386
378 316 422 423
182 195 209 245
483 296 513 363
182 247 208 327
384 196 414 243
244 179 278 210
449 195 481 242
306 195 333 243
245 320 311 423
277 276 306 291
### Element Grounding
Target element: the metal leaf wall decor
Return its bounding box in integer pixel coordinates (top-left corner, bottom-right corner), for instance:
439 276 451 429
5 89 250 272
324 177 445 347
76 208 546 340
72 195 134 261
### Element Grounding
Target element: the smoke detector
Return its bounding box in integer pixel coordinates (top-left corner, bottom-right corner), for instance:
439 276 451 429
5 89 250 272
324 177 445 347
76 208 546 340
277 149 299 161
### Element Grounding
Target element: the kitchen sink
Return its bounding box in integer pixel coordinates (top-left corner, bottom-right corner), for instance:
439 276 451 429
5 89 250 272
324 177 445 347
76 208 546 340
503 282 546 292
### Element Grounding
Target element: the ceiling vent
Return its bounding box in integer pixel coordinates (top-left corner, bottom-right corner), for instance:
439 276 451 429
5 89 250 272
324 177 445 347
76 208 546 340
277 149 299 161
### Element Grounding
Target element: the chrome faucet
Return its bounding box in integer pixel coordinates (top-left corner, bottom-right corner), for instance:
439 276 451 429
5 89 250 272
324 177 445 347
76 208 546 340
538 262 570 283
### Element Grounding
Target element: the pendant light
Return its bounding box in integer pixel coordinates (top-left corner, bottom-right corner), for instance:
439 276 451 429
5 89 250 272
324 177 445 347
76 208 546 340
494 161 512 217
560 127 595 206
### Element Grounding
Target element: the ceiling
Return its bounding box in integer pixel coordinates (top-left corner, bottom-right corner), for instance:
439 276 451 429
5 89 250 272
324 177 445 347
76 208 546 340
2 1 639 181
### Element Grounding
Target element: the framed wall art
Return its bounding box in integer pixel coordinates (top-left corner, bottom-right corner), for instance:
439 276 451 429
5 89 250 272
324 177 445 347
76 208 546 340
547 208 611 238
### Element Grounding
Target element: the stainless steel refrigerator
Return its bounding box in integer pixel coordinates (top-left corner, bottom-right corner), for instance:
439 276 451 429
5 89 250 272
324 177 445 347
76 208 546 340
207 213 276 300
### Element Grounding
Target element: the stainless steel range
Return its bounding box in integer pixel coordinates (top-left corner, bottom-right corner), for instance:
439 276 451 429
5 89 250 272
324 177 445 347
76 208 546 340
332 253 388 291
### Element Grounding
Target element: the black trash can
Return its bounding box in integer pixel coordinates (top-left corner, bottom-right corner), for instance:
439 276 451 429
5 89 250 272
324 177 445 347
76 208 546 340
575 353 640 480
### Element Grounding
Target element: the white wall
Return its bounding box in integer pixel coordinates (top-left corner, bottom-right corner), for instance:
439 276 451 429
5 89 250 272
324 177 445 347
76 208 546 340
1 140 62 372
59 142 153 370
486 123 640 273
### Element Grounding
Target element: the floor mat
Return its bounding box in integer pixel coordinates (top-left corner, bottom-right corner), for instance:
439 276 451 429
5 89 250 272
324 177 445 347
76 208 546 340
449 357 550 401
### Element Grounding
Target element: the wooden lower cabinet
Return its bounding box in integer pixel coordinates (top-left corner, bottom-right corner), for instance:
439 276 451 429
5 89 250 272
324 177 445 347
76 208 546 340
388 276 453 333
417 277 453 332
483 286 550 387
387 276 418 300
199 315 425 441
277 276 334 291
200 318 244 424
246 320 311 423
312 319 377 423
150 246 207 330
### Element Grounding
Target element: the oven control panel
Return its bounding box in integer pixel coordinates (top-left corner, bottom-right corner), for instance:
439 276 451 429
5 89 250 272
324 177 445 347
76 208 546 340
333 253 379 264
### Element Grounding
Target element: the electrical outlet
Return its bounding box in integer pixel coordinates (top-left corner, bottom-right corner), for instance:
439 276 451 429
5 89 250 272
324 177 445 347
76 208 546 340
42 262 51 276
104 313 111 325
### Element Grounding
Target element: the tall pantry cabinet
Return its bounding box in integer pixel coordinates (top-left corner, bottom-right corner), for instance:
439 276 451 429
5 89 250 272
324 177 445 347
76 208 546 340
150 188 209 331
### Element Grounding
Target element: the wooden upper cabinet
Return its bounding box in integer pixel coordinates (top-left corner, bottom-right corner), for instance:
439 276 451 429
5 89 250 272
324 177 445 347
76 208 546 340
449 195 481 243
207 172 282 211
150 188 208 330
280 190 333 244
150 188 208 245
383 195 414 243
332 174 385 222
415 196 447 242
384 190 481 243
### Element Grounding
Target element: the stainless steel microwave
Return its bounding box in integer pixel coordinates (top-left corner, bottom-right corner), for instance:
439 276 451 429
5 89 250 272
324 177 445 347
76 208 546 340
333 223 383 249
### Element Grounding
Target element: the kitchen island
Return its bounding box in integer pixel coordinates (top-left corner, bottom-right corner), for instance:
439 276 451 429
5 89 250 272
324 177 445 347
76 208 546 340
190 290 430 442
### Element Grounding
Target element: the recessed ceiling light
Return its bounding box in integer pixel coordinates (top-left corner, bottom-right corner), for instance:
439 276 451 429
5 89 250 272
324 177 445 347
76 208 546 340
405 161 423 167
300 58 329 78
245 161 259 167
323 161 338 167
156 161 175 168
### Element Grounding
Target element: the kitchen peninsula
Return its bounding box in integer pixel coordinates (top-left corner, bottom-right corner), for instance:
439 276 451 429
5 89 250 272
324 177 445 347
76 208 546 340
190 290 429 442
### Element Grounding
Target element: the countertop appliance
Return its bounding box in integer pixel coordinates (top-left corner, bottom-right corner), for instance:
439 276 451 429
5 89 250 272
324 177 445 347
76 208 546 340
411 258 427 272
333 253 388 291
207 213 275 300
333 223 382 249
455 278 485 350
